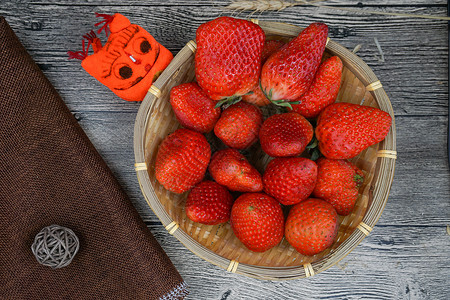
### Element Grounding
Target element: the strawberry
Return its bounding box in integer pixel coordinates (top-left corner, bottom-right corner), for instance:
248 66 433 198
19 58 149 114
285 198 338 256
231 193 285 252
241 86 270 107
261 40 286 62
195 16 265 101
209 148 263 192
170 82 221 133
263 157 317 205
291 56 343 118
313 158 364 215
242 40 285 107
185 180 234 225
315 102 392 159
214 101 263 149
260 23 328 103
155 128 211 193
259 112 313 157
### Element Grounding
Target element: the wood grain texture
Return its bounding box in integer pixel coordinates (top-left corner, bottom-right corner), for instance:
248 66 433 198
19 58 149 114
1 0 449 299
1 3 448 116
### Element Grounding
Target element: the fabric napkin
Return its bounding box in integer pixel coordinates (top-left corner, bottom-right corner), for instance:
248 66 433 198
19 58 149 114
0 16 188 299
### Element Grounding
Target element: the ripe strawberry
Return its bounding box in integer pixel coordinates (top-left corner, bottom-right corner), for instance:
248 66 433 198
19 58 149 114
291 56 343 118
263 157 317 205
259 112 313 157
214 101 263 149
242 40 285 107
313 158 364 215
155 128 210 193
209 148 263 192
170 82 221 133
231 193 284 252
261 40 286 62
241 86 270 107
195 16 265 101
285 198 338 256
316 102 392 159
260 23 328 103
185 180 234 225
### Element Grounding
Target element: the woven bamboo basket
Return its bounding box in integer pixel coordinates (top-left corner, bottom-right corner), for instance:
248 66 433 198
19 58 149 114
134 20 396 280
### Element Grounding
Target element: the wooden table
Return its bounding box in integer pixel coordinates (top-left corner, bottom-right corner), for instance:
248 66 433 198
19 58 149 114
1 1 449 299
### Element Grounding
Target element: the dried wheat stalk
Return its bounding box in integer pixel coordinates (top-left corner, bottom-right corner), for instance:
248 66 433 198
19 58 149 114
225 0 296 12
224 0 450 21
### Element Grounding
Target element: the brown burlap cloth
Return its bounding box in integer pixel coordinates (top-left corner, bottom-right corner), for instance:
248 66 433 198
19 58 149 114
0 16 188 299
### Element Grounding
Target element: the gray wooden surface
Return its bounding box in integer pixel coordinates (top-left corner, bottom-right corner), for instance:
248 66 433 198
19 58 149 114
1 1 449 299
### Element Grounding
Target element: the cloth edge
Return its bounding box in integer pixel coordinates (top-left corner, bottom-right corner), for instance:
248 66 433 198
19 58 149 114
158 281 189 300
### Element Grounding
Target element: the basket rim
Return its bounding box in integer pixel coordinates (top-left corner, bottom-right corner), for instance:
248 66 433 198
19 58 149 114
133 20 397 281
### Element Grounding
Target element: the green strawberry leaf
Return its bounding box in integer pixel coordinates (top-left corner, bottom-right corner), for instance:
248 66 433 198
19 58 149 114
309 148 321 161
259 81 270 100
214 96 242 109
215 100 227 108
306 135 319 150
354 174 364 187
271 100 293 110
306 134 322 161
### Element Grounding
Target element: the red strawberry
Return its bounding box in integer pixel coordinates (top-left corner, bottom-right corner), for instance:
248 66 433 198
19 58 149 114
260 23 328 103
185 180 234 225
291 56 343 118
195 16 265 101
316 102 392 159
155 128 211 193
285 198 338 256
242 40 285 107
263 157 317 205
261 40 286 62
209 149 263 192
170 82 221 133
241 86 270 107
231 193 284 252
313 158 364 215
214 101 263 149
259 112 313 157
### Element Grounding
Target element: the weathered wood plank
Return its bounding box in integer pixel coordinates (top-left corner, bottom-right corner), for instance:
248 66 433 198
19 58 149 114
0 4 447 117
1 1 449 299
15 0 450 7
153 225 449 300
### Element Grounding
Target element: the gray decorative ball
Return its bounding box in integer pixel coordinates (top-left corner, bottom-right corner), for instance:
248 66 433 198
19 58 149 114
31 224 80 269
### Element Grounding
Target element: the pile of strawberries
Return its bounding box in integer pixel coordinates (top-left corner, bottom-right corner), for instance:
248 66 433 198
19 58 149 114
155 17 392 256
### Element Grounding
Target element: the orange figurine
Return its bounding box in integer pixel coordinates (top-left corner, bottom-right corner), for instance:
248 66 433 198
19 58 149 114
68 13 173 102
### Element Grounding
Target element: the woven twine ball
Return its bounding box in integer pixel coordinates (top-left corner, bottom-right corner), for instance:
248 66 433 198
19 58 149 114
31 224 80 269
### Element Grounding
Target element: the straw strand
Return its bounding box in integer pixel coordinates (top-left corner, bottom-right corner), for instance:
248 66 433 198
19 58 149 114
165 221 179 235
227 260 239 273
366 80 383 91
134 162 147 171
303 263 315 277
148 85 162 98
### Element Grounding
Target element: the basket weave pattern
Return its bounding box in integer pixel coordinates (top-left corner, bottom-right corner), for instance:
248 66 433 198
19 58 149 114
134 21 396 280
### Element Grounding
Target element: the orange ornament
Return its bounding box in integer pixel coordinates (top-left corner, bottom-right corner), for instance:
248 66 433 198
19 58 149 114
68 13 173 102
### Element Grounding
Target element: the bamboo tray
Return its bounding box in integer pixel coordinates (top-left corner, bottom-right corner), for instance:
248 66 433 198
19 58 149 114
134 20 396 280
